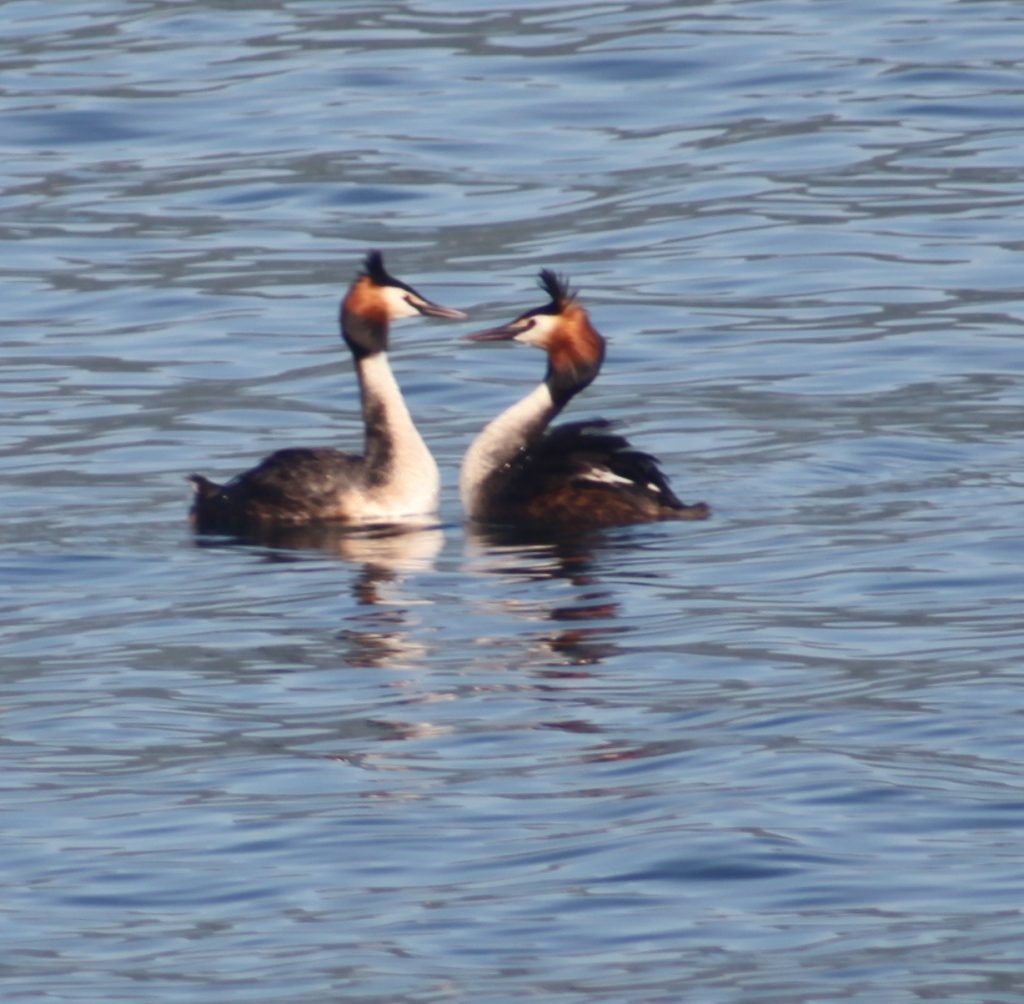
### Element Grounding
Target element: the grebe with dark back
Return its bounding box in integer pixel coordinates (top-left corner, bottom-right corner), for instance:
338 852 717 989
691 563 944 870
460 270 708 530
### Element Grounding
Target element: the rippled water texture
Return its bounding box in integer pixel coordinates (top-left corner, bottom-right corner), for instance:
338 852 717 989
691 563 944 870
3 1 1024 1001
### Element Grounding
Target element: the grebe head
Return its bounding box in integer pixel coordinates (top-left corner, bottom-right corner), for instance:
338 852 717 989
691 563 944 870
342 250 466 357
466 269 606 401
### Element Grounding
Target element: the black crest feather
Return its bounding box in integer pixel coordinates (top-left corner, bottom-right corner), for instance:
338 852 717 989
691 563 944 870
538 269 574 307
362 250 394 287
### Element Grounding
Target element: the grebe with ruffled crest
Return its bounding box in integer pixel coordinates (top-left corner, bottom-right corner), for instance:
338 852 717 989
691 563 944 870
190 251 465 531
459 270 708 530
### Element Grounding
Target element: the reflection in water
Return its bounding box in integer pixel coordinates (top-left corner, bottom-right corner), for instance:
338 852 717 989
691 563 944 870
542 622 620 667
196 521 443 671
9 0 1024 996
318 524 444 670
193 520 444 572
337 610 432 670
466 523 626 667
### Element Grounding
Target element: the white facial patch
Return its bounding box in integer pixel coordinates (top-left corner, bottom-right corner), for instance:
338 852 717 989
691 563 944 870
380 284 423 319
514 312 561 348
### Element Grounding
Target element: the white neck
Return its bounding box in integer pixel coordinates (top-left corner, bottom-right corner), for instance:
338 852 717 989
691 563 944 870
354 351 439 519
460 381 558 518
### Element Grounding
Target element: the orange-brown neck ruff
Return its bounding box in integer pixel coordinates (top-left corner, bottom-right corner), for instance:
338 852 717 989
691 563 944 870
343 275 386 318
546 303 605 406
342 276 389 357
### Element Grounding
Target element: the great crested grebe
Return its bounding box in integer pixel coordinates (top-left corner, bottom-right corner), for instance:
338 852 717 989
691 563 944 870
459 270 709 530
190 251 465 532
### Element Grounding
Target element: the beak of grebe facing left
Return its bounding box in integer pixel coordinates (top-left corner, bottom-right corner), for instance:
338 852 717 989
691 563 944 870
464 269 606 397
464 268 570 345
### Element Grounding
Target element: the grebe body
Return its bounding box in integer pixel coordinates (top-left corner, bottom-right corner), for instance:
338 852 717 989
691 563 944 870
460 270 708 530
190 252 464 532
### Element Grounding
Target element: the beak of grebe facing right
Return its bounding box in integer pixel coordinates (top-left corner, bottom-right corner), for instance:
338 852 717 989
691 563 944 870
374 249 466 317
406 297 467 320
353 250 468 323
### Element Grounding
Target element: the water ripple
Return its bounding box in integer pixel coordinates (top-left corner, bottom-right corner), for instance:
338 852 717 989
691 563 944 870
3 1 1024 1001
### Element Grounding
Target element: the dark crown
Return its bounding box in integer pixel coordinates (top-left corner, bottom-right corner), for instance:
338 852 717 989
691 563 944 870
362 250 398 287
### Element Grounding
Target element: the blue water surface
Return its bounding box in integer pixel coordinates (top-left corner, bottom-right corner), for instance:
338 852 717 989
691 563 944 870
2 1 1024 1001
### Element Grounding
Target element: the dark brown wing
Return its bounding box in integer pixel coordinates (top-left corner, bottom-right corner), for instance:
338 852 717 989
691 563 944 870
485 420 709 529
190 447 365 531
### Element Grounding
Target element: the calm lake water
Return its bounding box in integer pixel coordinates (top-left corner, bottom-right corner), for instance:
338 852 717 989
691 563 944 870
3 1 1024 1001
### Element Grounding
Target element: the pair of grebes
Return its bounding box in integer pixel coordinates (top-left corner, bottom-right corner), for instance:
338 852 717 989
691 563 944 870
190 252 709 534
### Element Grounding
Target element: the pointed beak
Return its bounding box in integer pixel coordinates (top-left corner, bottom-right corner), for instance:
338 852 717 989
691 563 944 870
465 322 521 342
413 300 467 320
